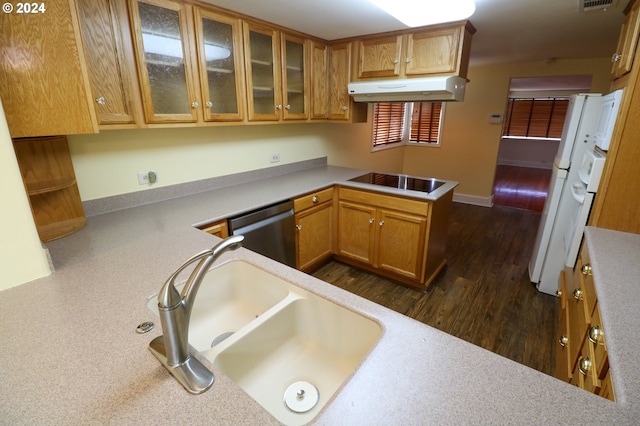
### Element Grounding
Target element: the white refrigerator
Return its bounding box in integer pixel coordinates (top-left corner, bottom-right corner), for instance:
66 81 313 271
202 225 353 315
528 93 607 295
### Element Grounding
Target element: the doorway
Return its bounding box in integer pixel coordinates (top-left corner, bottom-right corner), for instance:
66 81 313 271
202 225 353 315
492 75 593 212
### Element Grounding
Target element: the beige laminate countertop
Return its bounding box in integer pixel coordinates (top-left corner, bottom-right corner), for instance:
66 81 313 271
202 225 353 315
1 165 638 425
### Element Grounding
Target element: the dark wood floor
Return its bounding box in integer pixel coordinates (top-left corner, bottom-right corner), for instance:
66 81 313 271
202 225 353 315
313 202 557 376
493 165 552 212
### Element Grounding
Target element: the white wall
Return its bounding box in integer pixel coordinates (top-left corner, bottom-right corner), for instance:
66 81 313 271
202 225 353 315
497 138 559 168
0 101 51 290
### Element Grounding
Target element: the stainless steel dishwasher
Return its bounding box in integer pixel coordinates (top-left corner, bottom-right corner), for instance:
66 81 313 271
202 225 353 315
228 200 296 267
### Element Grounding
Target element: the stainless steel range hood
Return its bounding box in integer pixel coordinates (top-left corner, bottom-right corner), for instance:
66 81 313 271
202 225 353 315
348 76 466 102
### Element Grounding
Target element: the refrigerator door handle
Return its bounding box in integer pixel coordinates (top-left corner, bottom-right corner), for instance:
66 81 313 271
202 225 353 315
571 183 586 204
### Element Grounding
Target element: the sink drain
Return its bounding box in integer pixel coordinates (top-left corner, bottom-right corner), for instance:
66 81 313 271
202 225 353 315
284 381 319 413
210 331 234 347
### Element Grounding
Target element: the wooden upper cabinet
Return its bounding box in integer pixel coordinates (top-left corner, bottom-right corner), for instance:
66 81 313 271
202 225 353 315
611 0 640 80
353 21 474 81
0 0 98 137
193 9 246 122
405 27 462 76
281 33 308 120
77 0 143 126
129 0 199 123
243 23 309 121
243 23 281 121
328 42 353 120
356 36 403 79
309 41 329 120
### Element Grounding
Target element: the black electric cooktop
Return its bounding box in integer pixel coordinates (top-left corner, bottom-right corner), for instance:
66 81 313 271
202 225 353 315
348 173 445 194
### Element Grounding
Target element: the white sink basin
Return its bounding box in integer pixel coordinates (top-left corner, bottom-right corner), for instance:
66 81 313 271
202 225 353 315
148 259 382 425
147 260 289 351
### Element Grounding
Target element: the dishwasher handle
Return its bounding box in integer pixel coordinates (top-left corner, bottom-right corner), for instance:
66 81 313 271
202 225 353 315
230 209 293 235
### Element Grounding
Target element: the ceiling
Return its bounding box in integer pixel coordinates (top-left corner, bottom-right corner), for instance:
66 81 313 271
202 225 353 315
202 0 627 66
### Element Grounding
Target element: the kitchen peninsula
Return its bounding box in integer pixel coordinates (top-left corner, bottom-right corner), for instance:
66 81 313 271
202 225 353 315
1 162 639 424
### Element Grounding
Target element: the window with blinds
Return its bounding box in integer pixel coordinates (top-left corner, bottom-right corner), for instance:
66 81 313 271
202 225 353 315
372 103 407 147
503 97 570 139
372 101 444 149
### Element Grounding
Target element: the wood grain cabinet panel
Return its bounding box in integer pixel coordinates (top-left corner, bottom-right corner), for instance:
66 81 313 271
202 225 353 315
0 0 98 137
294 187 334 272
77 0 143 126
352 21 474 82
309 41 329 120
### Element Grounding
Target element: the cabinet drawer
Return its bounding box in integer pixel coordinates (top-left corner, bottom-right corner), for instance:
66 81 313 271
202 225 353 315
294 187 334 212
575 333 601 393
339 186 430 216
589 303 608 378
555 277 572 382
599 368 616 402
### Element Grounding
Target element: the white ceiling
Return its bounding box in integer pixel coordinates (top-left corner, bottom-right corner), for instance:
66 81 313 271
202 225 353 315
202 0 627 66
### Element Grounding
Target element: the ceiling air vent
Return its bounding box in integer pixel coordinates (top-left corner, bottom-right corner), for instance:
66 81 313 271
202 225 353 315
579 0 616 12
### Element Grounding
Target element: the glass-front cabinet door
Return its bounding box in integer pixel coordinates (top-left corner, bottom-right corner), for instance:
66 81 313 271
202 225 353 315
193 9 245 122
281 34 308 120
130 0 198 123
243 23 281 121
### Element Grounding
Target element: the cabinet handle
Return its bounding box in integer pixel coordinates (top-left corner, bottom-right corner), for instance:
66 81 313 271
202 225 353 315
555 289 563 298
295 224 302 231
379 220 384 226
284 104 291 110
588 325 603 343
573 288 583 301
312 195 318 203
611 53 622 63
578 356 592 376
405 58 412 63
559 335 569 348
276 104 283 110
393 58 399 64
191 102 200 108
369 218 374 224
205 101 213 108
581 264 592 276
341 106 348 111
95 96 106 105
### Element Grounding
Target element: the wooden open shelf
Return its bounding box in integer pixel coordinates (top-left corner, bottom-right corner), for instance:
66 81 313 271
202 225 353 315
12 136 86 242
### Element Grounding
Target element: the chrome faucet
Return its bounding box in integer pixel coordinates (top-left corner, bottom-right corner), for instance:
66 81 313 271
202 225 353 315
148 235 244 394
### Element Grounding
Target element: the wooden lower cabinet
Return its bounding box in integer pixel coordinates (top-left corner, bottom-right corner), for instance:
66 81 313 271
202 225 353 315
336 186 451 291
199 219 229 238
555 244 615 402
293 187 334 272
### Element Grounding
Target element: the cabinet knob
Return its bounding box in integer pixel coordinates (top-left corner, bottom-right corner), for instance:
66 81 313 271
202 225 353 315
611 53 622 63
284 104 291 110
559 335 569 348
341 106 348 111
369 218 374 224
555 289 563 298
393 58 399 64
405 58 412 63
95 96 106 105
379 220 384 226
588 325 603 344
205 101 213 108
276 104 283 110
578 356 592 376
312 195 318 203
573 288 583 301
295 224 302 231
581 264 592 276
191 102 200 108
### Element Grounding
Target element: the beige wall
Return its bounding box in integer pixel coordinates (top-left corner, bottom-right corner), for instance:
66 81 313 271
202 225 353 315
0 101 51 290
402 57 613 203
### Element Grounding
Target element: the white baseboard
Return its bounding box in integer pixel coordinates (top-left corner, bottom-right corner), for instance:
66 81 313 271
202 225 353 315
453 193 493 207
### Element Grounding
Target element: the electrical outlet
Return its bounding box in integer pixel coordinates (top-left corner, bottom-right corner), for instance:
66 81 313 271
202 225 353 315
137 171 158 185
270 153 280 163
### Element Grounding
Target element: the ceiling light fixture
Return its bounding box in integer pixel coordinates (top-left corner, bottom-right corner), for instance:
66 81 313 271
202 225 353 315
367 0 476 27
